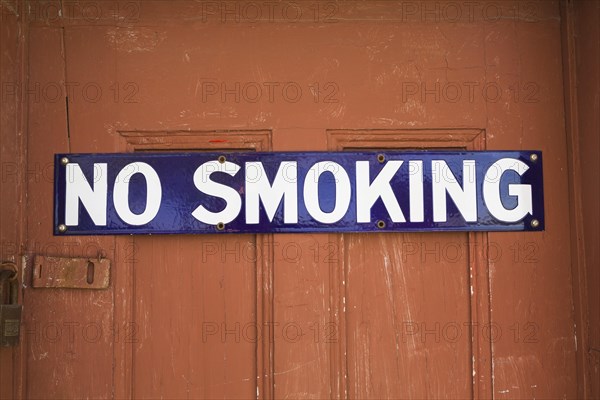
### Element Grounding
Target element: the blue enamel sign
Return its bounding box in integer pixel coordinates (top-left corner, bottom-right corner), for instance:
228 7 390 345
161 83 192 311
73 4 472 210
53 151 544 235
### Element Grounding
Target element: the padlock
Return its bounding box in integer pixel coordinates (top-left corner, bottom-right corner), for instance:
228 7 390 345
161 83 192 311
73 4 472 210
0 269 22 347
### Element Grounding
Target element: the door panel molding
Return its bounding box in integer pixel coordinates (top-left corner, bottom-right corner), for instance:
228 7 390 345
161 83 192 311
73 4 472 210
327 128 491 399
113 130 273 399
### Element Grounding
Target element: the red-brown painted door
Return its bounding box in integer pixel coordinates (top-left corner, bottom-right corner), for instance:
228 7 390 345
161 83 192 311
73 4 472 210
14 1 581 398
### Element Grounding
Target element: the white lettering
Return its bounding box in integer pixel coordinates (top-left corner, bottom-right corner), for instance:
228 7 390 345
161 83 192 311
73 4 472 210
192 161 241 224
483 158 532 222
409 160 424 222
432 160 477 222
245 161 298 224
304 161 350 223
356 160 405 223
113 162 162 225
65 163 107 226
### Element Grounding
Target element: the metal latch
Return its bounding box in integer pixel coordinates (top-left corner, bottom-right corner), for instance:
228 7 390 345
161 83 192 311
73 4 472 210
32 255 110 289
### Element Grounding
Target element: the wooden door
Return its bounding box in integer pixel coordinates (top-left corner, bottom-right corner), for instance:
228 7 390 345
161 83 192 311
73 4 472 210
17 1 579 398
